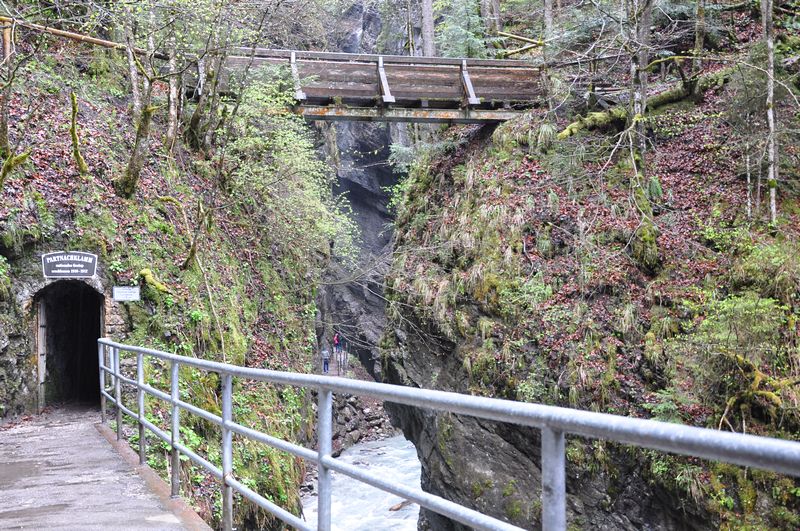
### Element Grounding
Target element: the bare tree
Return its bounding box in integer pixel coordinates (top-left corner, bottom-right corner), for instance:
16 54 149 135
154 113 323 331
116 83 155 198
692 0 705 76
142 6 155 99
541 0 555 110
627 0 653 160
763 0 778 224
480 0 501 35
0 17 38 188
123 5 142 121
543 0 554 44
421 0 435 57
0 22 12 158
165 26 179 153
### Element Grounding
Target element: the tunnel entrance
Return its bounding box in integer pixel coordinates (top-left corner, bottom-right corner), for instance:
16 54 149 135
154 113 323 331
35 280 104 407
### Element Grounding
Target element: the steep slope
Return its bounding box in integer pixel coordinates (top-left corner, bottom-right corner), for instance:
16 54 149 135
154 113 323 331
382 57 800 531
0 41 353 529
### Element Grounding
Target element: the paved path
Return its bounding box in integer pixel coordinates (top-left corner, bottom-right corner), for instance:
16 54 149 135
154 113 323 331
0 406 208 530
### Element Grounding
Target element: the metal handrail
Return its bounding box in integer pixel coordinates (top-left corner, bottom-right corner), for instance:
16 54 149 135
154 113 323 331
98 338 800 531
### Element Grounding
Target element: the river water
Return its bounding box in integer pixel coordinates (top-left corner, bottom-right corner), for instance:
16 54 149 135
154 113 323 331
301 435 421 530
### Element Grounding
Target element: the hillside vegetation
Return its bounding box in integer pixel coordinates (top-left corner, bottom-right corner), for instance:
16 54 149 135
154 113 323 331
382 1 800 529
0 7 355 527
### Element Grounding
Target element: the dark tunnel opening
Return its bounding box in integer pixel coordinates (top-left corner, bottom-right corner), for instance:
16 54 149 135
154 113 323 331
38 280 103 405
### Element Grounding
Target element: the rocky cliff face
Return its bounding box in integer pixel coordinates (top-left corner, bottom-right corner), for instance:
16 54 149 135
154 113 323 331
317 1 407 378
381 116 800 529
384 314 700 531
319 120 396 378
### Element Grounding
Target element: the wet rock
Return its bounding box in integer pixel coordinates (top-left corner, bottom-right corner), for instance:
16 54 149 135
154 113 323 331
383 319 709 530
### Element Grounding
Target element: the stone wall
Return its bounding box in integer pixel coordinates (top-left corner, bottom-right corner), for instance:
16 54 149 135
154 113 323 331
332 393 394 454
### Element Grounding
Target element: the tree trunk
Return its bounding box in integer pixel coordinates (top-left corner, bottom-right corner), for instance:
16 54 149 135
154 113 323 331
0 82 9 159
186 20 222 151
165 30 179 153
630 0 653 158
203 43 229 150
0 151 29 190
763 0 778 224
421 0 436 57
0 27 12 159
142 7 155 101
746 151 752 219
480 0 501 35
186 66 213 150
123 7 142 121
541 0 555 111
544 0 554 42
693 0 706 75
116 87 154 198
70 92 88 175
756 147 763 214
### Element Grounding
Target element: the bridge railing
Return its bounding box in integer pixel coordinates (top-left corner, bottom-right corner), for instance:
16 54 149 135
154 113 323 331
97 338 800 531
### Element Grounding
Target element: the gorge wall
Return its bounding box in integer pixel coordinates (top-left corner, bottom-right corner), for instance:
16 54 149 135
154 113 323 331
381 117 800 529
317 1 408 378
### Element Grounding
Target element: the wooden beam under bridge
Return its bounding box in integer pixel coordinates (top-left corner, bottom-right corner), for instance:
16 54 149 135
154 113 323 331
298 105 524 124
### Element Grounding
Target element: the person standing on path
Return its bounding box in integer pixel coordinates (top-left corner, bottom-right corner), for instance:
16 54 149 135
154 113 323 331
333 332 341 353
322 348 331 374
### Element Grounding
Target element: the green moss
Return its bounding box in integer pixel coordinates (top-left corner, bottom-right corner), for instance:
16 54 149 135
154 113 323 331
139 269 170 304
468 347 498 387
505 498 523 520
0 151 30 190
437 414 455 468
731 242 800 304
631 217 660 272
471 479 493 498
557 107 628 139
0 255 10 300
70 92 89 175
736 470 758 515
502 479 517 497
74 200 117 257
648 306 679 339
0 190 55 253
647 85 689 108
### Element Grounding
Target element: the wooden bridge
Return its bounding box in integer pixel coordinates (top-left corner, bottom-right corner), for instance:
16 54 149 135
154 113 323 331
0 16 542 124
225 49 542 124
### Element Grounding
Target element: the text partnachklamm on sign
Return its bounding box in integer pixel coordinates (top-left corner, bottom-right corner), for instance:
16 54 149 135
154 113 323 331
41 251 98 279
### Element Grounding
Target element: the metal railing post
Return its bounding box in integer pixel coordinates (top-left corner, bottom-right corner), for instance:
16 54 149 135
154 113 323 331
170 361 181 498
113 347 122 441
541 427 566 531
221 373 234 531
98 342 106 423
317 388 333 531
137 351 146 465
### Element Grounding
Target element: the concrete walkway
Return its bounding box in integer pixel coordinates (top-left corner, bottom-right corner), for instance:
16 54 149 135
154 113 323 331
0 406 210 530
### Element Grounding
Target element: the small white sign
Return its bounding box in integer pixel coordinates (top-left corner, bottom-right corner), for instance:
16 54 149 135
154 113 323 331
113 286 141 302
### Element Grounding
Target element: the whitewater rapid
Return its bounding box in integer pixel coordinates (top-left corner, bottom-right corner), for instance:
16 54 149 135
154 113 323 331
301 435 421 530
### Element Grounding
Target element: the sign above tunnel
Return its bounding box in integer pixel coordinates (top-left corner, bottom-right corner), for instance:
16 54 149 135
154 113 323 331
41 251 98 279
